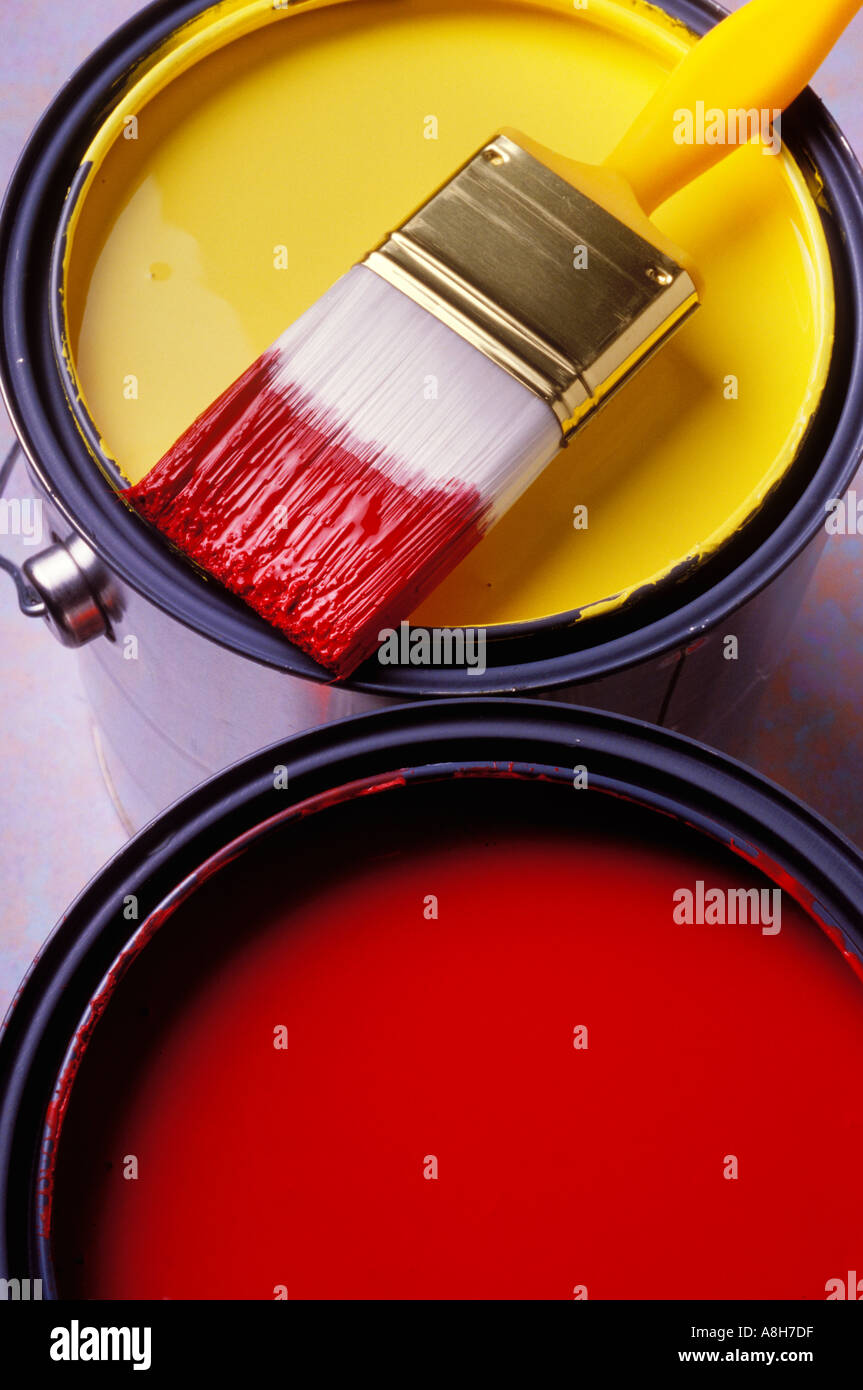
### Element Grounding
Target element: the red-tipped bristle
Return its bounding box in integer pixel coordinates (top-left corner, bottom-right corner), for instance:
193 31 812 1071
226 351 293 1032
125 348 489 678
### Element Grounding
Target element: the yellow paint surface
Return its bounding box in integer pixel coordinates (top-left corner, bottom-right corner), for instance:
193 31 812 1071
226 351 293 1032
63 0 834 627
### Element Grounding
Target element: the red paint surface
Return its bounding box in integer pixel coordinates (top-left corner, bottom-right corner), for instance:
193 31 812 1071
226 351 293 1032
50 781 863 1299
125 351 487 677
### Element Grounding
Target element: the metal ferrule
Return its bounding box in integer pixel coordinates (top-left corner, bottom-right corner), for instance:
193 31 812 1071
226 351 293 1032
364 133 699 438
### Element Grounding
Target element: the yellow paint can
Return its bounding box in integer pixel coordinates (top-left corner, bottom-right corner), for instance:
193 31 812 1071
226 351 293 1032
61 0 833 629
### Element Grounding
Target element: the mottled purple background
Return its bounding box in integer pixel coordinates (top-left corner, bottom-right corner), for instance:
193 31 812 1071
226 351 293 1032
1 0 862 1017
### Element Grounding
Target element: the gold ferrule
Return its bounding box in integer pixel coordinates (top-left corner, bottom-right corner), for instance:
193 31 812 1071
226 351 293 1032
363 134 699 439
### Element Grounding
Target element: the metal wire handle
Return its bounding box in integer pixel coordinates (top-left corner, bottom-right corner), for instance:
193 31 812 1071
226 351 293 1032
0 440 47 619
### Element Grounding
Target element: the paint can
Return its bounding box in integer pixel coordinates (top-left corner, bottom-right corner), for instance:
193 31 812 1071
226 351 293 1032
1 0 862 829
1 699 862 1298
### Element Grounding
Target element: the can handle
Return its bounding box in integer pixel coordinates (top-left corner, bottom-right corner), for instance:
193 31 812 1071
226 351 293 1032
0 442 46 618
0 439 112 646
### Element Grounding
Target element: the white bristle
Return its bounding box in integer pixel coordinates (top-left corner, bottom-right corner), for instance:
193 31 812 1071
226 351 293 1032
272 264 561 518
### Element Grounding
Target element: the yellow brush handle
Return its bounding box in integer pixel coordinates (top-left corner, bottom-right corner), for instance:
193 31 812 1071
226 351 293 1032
605 0 861 214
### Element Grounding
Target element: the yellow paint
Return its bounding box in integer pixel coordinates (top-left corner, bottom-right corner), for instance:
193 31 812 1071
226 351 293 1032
62 0 834 628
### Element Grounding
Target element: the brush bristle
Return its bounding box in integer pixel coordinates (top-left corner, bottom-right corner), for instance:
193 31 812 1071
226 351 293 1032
126 265 561 678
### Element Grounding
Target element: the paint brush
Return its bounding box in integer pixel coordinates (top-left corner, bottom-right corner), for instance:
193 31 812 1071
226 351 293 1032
126 0 860 678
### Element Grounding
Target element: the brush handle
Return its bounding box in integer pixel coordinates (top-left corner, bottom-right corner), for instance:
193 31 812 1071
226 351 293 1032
605 0 861 214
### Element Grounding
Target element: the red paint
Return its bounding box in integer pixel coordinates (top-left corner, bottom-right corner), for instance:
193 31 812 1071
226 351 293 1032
49 780 863 1299
125 351 488 677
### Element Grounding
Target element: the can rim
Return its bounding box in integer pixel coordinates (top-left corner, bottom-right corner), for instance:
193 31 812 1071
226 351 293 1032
2 0 863 694
1 696 862 1289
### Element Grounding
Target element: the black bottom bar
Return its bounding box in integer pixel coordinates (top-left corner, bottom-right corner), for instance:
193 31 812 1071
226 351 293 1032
0 1298 859 1377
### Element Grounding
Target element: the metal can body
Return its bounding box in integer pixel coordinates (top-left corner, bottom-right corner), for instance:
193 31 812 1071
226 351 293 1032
1 699 862 1296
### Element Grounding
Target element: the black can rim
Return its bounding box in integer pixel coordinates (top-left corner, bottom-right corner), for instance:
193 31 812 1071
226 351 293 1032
2 0 863 694
0 696 862 1291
